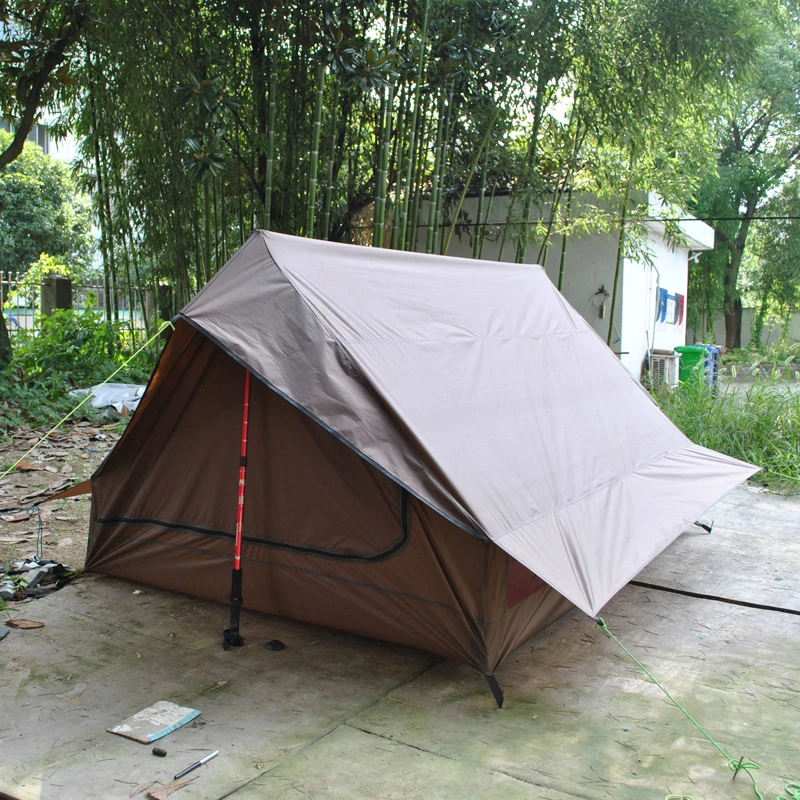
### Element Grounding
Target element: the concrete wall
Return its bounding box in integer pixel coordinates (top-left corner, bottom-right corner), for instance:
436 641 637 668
689 309 800 348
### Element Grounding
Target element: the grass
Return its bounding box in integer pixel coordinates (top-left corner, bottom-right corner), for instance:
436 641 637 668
723 341 800 375
655 371 800 493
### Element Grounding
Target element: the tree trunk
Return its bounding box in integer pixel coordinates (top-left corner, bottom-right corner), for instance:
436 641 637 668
721 203 755 350
0 310 11 368
249 2 268 213
724 297 743 350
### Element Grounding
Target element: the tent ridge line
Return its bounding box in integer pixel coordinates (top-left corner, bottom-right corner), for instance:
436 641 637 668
175 313 483 540
263 229 547 272
258 232 483 536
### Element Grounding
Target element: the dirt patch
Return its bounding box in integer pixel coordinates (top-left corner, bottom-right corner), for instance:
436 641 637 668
0 421 124 570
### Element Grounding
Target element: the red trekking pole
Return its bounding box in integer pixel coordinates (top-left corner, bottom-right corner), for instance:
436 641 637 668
223 369 251 650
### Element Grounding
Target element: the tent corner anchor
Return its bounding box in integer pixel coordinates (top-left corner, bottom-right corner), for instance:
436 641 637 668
485 673 504 708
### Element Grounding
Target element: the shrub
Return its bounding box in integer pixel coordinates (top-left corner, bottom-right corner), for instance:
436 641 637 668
1 308 159 433
656 374 800 493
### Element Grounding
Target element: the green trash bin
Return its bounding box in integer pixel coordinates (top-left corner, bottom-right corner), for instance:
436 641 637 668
675 344 715 386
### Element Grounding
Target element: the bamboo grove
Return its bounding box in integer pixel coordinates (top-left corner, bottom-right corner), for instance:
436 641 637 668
52 0 760 321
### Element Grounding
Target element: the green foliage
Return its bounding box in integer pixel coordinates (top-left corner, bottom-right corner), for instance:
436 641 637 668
0 309 157 432
0 370 99 434
690 4 800 344
12 308 153 388
0 131 94 280
0 0 90 170
723 341 800 370
55 0 765 311
656 374 800 493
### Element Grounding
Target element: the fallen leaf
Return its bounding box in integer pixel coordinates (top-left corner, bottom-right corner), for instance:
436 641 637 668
15 462 44 471
7 619 45 629
20 488 49 502
45 466 59 473
131 780 158 797
147 776 197 799
0 534 34 543
1 510 33 523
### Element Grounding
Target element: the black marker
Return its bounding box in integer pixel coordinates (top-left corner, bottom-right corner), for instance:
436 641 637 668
174 749 219 780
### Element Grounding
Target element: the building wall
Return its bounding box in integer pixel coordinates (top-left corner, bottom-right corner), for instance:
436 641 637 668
621 237 691 378
0 120 50 154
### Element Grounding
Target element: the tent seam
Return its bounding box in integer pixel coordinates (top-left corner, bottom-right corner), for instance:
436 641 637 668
327 330 597 346
496 445 687 539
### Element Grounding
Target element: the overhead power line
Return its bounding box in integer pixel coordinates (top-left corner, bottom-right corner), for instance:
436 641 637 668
349 214 800 230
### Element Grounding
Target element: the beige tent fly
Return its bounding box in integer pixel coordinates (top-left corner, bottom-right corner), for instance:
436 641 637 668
82 232 756 705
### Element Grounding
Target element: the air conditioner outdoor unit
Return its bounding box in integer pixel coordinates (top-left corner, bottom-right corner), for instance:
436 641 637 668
649 351 680 389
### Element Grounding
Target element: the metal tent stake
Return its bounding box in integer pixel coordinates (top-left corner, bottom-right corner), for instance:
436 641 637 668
223 369 251 650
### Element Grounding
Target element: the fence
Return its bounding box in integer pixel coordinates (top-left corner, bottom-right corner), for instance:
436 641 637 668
1 270 151 343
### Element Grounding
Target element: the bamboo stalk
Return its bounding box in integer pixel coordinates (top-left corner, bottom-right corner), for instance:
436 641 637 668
390 82 409 250
235 119 245 244
220 174 228 262
435 84 455 253
264 71 276 231
497 187 518 263
514 89 546 264
321 75 341 240
399 0 430 250
306 64 326 237
373 80 395 248
557 186 573 291
607 173 633 347
407 93 430 250
425 86 447 254
212 178 219 272
204 176 212 277
443 107 499 256
478 180 497 259
473 168 486 259
128 222 150 336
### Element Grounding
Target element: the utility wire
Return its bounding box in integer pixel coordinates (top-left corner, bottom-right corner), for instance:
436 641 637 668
349 214 800 230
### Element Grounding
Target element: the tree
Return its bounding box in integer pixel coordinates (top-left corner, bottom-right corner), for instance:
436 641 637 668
0 0 92 366
50 0 759 351
0 131 94 278
0 0 90 169
743 181 800 344
692 5 800 348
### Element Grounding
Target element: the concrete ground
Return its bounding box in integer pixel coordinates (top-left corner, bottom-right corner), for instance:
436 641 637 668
1 485 798 800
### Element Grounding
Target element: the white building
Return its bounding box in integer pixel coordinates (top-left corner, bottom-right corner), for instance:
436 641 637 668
427 191 714 382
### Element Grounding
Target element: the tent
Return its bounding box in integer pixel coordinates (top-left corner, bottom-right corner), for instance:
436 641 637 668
82 231 756 703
